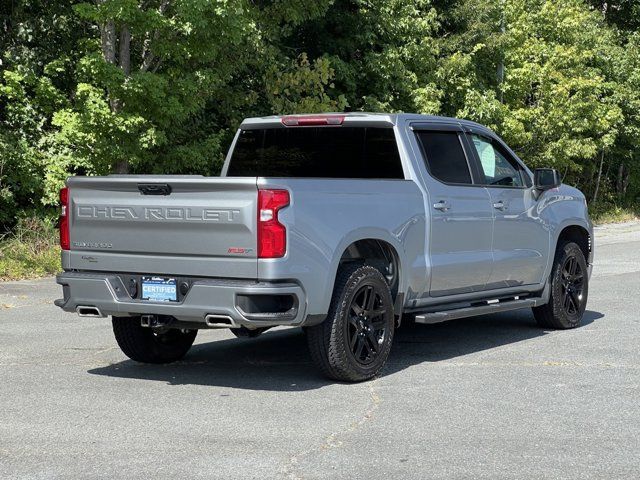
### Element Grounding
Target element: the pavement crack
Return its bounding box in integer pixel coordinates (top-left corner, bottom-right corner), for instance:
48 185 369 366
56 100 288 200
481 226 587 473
281 379 381 480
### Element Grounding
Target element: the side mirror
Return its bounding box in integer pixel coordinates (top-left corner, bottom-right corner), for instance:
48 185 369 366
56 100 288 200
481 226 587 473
534 168 561 191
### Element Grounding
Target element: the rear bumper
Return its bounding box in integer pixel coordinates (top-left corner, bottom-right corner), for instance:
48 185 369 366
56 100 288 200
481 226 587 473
55 272 307 328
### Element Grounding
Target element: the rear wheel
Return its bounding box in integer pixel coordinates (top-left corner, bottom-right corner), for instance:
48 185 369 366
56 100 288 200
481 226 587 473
533 241 588 329
112 316 197 363
307 265 395 382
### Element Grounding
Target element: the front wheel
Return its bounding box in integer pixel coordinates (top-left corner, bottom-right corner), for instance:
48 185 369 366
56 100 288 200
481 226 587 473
306 265 395 382
112 316 197 363
532 241 588 329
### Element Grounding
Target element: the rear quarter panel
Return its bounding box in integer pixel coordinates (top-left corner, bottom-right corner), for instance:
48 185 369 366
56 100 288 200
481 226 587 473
254 178 426 317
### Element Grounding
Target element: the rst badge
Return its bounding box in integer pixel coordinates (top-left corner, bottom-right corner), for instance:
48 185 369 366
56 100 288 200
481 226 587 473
228 247 254 255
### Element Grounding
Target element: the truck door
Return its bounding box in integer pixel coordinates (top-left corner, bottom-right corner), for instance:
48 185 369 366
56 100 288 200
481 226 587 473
464 131 549 288
411 124 494 297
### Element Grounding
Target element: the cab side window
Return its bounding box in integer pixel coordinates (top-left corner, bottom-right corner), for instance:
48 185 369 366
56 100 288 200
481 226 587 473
416 131 472 185
470 134 525 187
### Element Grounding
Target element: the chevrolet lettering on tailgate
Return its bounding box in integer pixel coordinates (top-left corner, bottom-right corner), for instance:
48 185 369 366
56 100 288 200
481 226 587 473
76 205 241 222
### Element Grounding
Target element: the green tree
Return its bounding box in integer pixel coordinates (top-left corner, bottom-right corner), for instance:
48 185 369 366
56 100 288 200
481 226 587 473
0 1 80 227
588 0 640 33
1 0 639 232
435 0 625 200
606 31 640 202
277 0 441 113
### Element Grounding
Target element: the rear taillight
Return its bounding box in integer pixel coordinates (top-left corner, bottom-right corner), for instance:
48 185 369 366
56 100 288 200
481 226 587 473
59 187 70 250
257 189 290 258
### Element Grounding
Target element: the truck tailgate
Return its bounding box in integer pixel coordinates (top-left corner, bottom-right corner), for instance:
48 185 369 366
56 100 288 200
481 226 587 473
64 176 258 278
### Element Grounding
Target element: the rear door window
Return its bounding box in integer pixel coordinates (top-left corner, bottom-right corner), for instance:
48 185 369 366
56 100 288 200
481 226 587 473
227 127 404 179
415 131 472 185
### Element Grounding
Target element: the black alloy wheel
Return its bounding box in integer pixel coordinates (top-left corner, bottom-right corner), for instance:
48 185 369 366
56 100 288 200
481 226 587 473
560 254 585 318
306 264 395 382
533 241 588 329
346 284 388 366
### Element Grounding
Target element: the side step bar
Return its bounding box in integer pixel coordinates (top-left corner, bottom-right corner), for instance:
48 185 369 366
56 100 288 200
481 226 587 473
414 298 539 325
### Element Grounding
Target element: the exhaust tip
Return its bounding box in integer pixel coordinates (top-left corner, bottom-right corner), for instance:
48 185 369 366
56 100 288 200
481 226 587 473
204 314 237 328
76 306 103 317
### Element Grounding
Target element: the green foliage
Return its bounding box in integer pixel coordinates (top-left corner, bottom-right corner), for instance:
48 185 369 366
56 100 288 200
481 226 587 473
588 202 640 225
280 0 440 112
1 0 639 238
438 0 624 179
0 217 60 281
266 53 348 114
586 0 640 34
607 31 640 202
0 68 61 224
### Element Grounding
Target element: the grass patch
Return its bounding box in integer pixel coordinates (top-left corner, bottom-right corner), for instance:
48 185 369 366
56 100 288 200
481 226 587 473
0 217 60 281
589 203 640 225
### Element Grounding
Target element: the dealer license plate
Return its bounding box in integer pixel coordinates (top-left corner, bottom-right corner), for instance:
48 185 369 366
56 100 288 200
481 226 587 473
141 277 177 302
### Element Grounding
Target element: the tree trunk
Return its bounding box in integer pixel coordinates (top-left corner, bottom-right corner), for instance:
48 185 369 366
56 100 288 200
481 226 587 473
100 20 116 65
97 0 116 65
616 163 630 199
141 1 169 73
98 0 117 105
497 0 505 103
99 17 128 173
623 172 630 195
593 149 605 204
141 32 155 72
114 160 129 174
119 24 131 76
97 0 132 174
616 163 624 197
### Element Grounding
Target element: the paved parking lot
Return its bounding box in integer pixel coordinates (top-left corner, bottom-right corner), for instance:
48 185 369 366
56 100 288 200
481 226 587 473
1 222 639 479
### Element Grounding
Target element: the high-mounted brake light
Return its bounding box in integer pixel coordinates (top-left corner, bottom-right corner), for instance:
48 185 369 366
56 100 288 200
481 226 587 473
258 189 290 258
59 187 70 250
281 115 345 127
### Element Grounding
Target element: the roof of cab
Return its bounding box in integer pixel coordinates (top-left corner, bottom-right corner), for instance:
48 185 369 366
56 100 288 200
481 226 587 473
240 112 490 132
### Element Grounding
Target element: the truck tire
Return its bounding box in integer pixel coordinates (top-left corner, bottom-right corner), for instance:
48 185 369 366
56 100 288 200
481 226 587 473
533 241 588 329
306 265 395 382
112 316 197 364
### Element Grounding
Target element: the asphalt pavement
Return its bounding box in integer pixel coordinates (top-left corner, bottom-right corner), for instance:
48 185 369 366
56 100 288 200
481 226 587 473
1 222 639 479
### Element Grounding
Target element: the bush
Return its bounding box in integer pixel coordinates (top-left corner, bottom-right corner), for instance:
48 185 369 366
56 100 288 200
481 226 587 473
588 203 640 225
0 217 60 281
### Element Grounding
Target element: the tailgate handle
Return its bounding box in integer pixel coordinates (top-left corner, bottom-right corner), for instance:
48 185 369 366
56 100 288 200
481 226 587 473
138 183 172 196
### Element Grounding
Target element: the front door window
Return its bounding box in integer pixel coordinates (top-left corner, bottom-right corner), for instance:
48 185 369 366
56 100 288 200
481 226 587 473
470 134 525 188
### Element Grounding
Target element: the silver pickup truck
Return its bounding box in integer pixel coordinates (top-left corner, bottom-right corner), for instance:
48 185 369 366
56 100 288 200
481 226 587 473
55 113 593 381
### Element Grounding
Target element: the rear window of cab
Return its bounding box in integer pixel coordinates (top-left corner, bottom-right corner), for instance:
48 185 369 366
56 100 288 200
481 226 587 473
227 127 404 179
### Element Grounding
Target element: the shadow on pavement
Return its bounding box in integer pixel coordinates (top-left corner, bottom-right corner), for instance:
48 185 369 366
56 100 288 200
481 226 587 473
87 309 604 391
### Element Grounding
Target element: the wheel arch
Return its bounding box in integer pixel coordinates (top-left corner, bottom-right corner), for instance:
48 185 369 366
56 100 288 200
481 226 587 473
323 231 407 325
339 238 402 299
554 224 592 263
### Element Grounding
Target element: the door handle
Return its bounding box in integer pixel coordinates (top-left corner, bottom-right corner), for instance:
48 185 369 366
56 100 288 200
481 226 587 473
492 200 506 211
433 201 451 211
138 183 172 196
